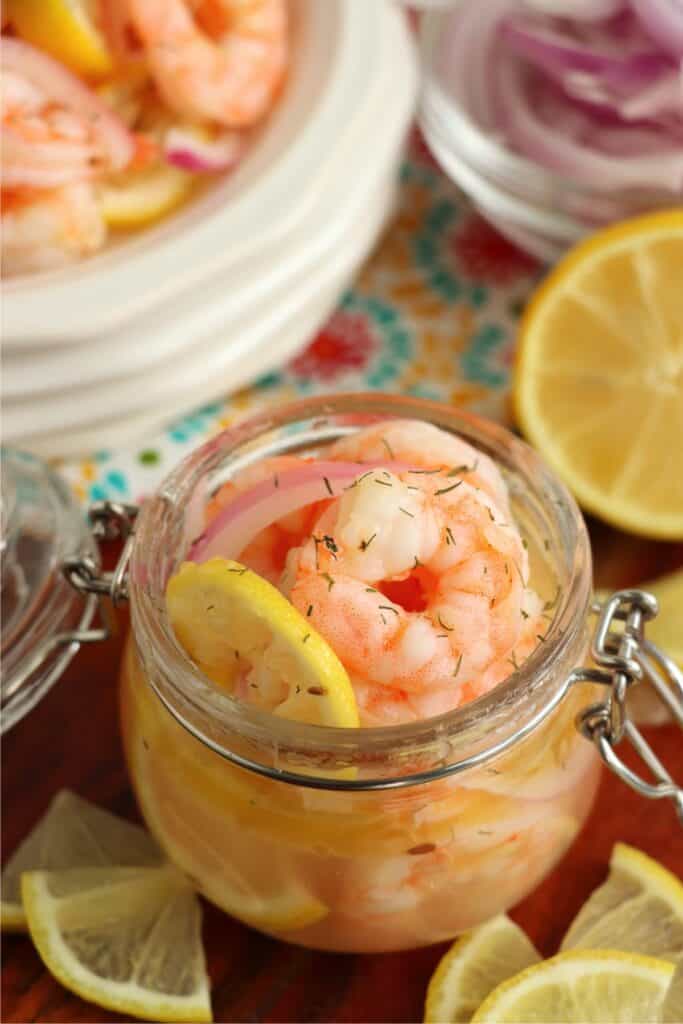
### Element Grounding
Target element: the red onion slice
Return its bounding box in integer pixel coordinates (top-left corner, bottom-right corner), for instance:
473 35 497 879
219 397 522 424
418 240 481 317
164 126 246 173
630 0 683 57
494 50 683 193
1 37 134 175
189 461 406 564
501 12 673 85
522 0 625 20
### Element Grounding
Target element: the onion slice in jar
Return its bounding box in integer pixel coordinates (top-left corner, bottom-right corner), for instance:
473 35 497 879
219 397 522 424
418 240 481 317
163 126 246 173
1 37 134 174
630 0 683 57
189 461 406 564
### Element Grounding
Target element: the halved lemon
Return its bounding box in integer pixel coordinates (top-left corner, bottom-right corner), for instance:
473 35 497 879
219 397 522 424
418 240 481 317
471 949 675 1023
424 914 540 1023
5 0 113 77
1 789 161 932
515 210 683 540
22 866 211 1023
98 164 195 229
166 559 359 728
561 842 683 1022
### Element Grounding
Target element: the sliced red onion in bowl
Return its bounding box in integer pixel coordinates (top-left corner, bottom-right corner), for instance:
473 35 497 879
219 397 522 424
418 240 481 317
522 0 625 20
164 126 247 173
501 12 673 85
189 461 406 564
630 0 683 57
493 50 683 193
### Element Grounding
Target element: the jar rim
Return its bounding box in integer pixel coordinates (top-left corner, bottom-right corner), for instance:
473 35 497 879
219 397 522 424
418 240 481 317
129 393 592 788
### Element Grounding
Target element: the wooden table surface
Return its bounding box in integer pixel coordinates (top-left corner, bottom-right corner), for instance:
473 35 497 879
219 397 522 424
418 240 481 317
3 521 683 1024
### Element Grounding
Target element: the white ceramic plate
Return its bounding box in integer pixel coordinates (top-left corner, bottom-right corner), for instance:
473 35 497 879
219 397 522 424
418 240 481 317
2 0 387 346
4 1 415 395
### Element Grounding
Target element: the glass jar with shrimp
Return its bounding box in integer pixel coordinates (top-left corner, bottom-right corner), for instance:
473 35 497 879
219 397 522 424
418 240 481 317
72 394 679 953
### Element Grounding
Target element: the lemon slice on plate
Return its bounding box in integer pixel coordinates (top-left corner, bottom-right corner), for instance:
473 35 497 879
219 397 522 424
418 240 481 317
5 0 113 76
98 164 196 229
561 842 683 1023
471 949 674 1023
515 210 683 540
424 914 540 1023
166 559 359 728
22 865 211 1023
1 789 162 932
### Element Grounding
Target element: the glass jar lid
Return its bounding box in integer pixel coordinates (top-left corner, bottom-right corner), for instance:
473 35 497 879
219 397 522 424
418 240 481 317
1 449 98 733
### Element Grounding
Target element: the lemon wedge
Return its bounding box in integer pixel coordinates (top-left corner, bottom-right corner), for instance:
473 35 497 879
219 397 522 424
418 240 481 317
166 559 359 728
98 164 196 228
424 914 540 1023
6 0 113 77
1 789 161 932
515 210 683 540
561 842 683 1023
22 866 211 1023
471 949 675 1023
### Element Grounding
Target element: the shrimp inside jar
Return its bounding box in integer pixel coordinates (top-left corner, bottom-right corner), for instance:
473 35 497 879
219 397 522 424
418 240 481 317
194 420 549 726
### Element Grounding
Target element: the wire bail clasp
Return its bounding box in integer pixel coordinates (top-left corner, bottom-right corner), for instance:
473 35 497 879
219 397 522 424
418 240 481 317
575 589 683 824
63 501 138 608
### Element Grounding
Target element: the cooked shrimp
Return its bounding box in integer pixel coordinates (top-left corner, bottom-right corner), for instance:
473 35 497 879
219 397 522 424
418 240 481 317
283 465 531 725
1 37 133 189
125 0 289 127
329 420 511 512
2 184 107 275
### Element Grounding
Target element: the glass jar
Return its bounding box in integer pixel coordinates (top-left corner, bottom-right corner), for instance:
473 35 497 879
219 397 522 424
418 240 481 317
418 1 680 262
118 393 604 953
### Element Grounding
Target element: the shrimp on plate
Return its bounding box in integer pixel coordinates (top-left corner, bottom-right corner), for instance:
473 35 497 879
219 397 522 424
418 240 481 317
1 36 131 274
276 425 538 727
2 184 106 274
124 0 289 127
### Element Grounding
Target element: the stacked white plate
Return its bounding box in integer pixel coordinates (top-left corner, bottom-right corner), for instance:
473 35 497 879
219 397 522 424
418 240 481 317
2 0 419 458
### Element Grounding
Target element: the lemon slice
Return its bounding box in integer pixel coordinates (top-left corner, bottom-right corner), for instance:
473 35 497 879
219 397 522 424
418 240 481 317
1 789 162 932
424 914 540 1023
98 164 195 228
515 210 683 540
471 949 675 1023
22 865 211 1023
6 0 113 76
166 559 359 728
561 842 683 1020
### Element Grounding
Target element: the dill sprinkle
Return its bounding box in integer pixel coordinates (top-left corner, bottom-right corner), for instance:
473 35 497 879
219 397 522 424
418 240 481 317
323 476 333 496
321 572 335 592
307 685 326 696
302 634 310 644
521 609 530 620
306 604 313 617
274 474 279 488
536 633 546 643
453 653 463 678
206 604 215 611
413 556 422 569
374 478 393 488
379 605 399 616
322 534 338 556
408 467 442 475
434 481 463 497
365 586 378 593
399 506 415 517
227 567 248 575
447 463 471 477
381 438 395 459
360 533 376 551
438 614 454 631
445 526 456 546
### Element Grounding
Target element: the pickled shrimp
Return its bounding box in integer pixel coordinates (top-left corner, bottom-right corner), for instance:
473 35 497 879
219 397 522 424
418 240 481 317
283 464 531 725
2 184 106 274
125 0 289 127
